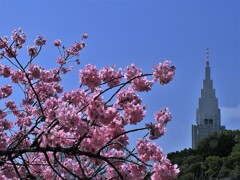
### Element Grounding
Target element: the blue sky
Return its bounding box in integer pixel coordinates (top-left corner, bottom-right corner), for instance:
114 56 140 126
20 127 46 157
1 0 239 153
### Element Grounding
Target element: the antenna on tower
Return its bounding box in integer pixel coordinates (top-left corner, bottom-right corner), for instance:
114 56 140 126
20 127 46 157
206 48 209 66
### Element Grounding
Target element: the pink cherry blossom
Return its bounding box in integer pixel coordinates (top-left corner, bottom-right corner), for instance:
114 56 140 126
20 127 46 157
0 109 7 119
16 116 32 127
56 57 66 65
61 88 87 105
82 33 88 39
4 46 18 58
0 85 12 99
27 45 38 56
0 132 8 150
0 65 12 77
146 122 166 140
0 37 8 49
0 119 13 131
153 60 176 85
102 105 118 125
11 28 26 48
66 41 86 56
34 35 46 46
155 107 172 124
53 39 62 46
124 63 142 80
124 64 154 91
28 64 42 79
11 70 26 83
99 66 122 87
0 161 17 178
124 103 146 125
137 138 163 162
131 76 153 92
0 28 178 179
117 87 142 108
79 64 101 90
119 163 146 179
152 156 180 180
1 65 12 78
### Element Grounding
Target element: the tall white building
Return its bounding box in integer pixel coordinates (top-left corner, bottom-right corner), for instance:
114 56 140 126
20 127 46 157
192 49 225 149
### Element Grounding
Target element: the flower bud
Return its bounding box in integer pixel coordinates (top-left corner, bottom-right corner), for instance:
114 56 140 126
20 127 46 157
82 34 88 39
53 39 62 47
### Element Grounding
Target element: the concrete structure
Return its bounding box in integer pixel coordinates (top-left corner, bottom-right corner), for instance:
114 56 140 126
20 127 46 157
192 49 225 149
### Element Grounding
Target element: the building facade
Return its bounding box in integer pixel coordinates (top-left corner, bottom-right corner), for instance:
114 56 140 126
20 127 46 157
192 49 225 149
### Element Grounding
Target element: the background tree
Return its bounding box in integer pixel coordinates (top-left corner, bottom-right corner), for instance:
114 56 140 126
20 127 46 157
0 29 179 179
168 130 240 180
197 130 239 158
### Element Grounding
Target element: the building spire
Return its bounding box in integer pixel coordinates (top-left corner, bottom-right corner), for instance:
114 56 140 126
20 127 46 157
206 48 209 66
205 48 210 80
192 49 224 149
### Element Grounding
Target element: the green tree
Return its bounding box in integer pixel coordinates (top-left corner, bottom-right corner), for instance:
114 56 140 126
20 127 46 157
168 130 240 179
202 156 222 179
197 130 240 158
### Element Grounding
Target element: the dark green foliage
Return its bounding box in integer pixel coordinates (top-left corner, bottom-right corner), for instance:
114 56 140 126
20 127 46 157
178 173 195 180
229 165 240 179
168 130 240 179
197 130 239 158
202 156 222 178
167 148 197 165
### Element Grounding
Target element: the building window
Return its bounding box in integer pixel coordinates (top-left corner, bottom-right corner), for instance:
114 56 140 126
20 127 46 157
209 119 213 124
204 119 213 125
204 119 208 124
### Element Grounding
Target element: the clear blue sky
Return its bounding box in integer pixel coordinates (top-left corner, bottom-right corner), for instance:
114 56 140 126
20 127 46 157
1 0 239 153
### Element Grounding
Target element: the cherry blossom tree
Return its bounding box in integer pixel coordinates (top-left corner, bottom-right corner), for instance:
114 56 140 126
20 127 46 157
0 28 179 179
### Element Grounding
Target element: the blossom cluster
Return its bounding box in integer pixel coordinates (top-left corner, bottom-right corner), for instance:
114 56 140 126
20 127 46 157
0 28 178 179
66 41 86 56
0 85 12 100
145 107 172 140
12 28 26 48
137 139 179 180
137 139 163 162
0 29 48 59
153 60 176 85
125 64 153 92
99 66 122 87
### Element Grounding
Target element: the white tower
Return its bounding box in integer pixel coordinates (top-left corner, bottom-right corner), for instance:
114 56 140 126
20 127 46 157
192 49 225 149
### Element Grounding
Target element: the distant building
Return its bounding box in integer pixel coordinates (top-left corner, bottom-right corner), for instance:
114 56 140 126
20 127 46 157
192 49 225 149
